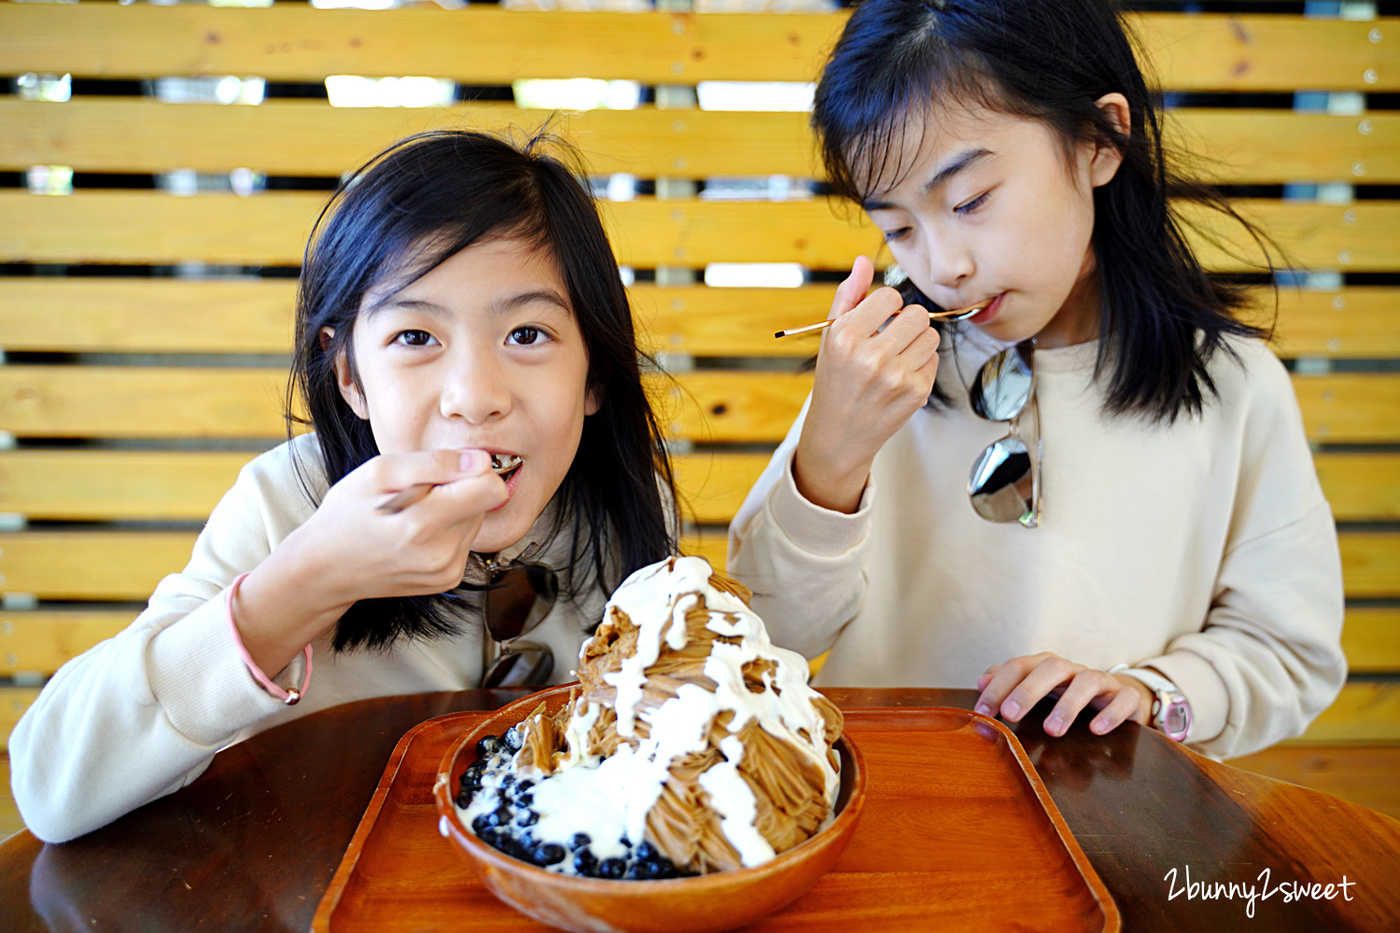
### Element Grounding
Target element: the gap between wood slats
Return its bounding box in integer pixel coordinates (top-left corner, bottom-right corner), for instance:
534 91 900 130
2 449 1397 524
2 530 1396 601
3 195 1397 271
2 281 1396 360
0 7 1393 90
2 100 1395 185
3 367 1399 444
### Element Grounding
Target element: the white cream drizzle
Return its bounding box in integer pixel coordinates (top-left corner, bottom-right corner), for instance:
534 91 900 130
459 556 840 872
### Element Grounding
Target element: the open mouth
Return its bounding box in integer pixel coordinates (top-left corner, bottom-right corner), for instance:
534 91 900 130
490 453 524 482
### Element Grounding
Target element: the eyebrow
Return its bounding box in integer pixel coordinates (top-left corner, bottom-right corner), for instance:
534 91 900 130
368 288 571 319
861 147 993 212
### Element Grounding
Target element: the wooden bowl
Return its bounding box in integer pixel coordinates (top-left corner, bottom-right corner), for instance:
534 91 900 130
433 685 866 933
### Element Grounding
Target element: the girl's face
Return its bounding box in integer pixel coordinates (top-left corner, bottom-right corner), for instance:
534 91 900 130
861 96 1127 349
334 237 597 554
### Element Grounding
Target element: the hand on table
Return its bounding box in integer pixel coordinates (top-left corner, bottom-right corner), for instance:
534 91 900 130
974 651 1153 737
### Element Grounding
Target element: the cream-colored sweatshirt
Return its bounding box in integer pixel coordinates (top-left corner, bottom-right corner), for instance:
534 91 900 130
728 333 1346 760
10 434 612 843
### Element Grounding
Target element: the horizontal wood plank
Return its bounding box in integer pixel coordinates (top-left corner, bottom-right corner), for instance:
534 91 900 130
3 100 1395 185
0 531 198 601
3 280 1396 360
5 194 1400 273
1314 453 1400 522
1341 607 1400 675
0 610 133 677
1295 682 1400 744
0 278 298 355
0 450 256 521
0 688 42 753
5 366 1399 444
3 529 1394 601
1230 745 1400 820
0 449 771 525
1337 533 1400 599
0 8 1394 90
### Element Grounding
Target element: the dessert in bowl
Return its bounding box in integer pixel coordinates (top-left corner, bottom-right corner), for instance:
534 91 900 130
433 556 866 933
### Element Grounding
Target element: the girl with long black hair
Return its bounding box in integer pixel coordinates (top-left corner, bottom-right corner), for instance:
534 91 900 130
729 0 1344 759
13 129 677 842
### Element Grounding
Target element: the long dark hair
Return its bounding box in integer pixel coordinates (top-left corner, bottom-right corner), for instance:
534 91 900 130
812 0 1272 421
289 128 676 650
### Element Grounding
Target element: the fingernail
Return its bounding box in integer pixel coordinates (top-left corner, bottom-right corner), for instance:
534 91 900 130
459 449 489 473
1002 700 1021 720
975 703 992 717
1045 714 1064 735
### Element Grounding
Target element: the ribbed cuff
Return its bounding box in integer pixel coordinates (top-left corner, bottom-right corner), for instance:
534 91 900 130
767 447 873 557
146 592 288 746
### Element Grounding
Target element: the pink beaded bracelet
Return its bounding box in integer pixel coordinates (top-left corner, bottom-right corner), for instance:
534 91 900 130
225 572 313 705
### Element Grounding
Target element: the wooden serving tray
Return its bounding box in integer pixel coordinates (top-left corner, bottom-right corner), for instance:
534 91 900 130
313 707 1119 932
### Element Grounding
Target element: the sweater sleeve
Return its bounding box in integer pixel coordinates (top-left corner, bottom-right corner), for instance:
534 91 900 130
1138 347 1346 759
725 399 875 659
9 449 317 842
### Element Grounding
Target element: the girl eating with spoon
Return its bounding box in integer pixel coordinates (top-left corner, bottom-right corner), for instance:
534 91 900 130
11 129 677 843
728 0 1344 759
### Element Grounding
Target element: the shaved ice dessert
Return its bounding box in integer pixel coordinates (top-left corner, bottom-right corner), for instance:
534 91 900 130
454 555 844 879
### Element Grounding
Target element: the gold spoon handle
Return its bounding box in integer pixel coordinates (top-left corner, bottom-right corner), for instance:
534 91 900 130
774 298 993 339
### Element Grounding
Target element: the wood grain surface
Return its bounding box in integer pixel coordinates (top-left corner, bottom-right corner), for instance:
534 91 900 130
1 688 1397 932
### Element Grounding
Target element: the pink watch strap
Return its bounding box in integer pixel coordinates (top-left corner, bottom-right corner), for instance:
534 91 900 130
225 572 313 705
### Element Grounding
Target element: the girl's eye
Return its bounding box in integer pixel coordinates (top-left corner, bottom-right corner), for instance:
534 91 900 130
882 227 911 244
394 329 434 347
507 326 548 346
954 191 990 215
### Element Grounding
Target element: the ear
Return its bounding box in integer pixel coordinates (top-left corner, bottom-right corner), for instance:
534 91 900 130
324 326 369 420
584 385 602 417
1088 92 1130 188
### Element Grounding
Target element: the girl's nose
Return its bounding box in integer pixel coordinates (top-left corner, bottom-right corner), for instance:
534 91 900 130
924 236 975 290
440 351 511 424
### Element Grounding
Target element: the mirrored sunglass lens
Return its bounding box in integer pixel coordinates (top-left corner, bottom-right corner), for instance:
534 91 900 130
484 565 557 642
482 646 554 689
968 437 1035 524
969 347 1033 422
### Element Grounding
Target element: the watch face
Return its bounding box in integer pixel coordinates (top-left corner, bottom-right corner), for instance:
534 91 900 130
1163 700 1190 740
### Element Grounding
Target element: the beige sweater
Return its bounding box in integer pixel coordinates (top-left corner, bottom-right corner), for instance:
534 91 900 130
728 333 1345 760
10 434 612 842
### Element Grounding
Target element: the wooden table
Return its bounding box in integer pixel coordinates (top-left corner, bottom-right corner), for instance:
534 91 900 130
1 688 1396 931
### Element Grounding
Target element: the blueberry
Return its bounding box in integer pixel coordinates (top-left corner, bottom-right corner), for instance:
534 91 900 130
504 728 523 750
573 850 598 875
501 773 516 788
516 793 534 807
570 833 591 851
517 779 534 793
534 843 566 865
598 858 626 879
476 735 503 758
455 789 475 808
516 809 539 827
636 841 657 861
486 806 511 827
472 814 492 834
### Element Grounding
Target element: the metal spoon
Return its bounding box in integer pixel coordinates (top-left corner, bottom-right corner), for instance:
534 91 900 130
774 297 994 339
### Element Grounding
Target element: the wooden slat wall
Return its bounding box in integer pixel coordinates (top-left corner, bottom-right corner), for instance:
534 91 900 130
1 4 1398 771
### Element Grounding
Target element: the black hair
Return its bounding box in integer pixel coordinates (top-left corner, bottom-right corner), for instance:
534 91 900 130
812 0 1273 421
289 128 676 651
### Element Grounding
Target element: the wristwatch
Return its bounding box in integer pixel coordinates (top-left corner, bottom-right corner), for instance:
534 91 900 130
1108 665 1192 742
